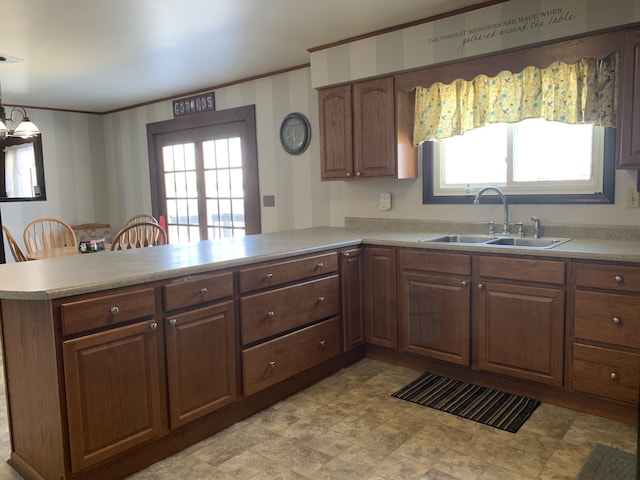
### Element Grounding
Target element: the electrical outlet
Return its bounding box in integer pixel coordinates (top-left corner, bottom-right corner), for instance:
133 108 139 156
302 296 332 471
380 192 392 210
626 189 639 208
263 195 275 207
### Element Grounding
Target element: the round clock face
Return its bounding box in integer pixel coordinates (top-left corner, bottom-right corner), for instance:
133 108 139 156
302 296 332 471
280 113 311 155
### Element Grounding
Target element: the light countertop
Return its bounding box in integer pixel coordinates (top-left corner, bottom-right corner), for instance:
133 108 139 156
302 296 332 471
0 226 638 300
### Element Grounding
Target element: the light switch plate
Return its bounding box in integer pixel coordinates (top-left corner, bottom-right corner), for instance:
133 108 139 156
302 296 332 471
380 192 391 210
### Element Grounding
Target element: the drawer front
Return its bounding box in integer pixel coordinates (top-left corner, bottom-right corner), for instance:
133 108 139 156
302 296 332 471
400 249 470 275
241 275 339 345
61 288 156 336
575 262 640 293
242 317 340 396
574 291 640 347
572 343 640 404
477 256 565 284
239 252 338 293
164 272 233 311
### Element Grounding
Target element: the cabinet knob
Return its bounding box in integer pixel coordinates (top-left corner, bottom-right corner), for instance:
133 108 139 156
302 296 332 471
461 281 468 287
110 306 120 315
269 360 276 368
199 287 208 295
611 372 619 380
343 251 350 258
267 311 275 318
614 275 623 283
346 172 352 177
318 296 325 303
320 340 326 348
150 322 158 330
266 273 273 280
613 316 621 325
316 262 324 269
169 318 177 327
356 171 362 177
477 283 484 289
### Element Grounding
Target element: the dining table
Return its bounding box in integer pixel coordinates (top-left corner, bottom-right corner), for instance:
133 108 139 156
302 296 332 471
27 245 110 260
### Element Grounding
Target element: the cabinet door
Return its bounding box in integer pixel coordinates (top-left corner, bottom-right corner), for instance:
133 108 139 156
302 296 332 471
619 29 640 168
353 77 396 178
63 320 163 472
319 85 353 179
364 247 397 349
341 248 364 351
400 272 470 366
165 301 236 428
476 282 564 386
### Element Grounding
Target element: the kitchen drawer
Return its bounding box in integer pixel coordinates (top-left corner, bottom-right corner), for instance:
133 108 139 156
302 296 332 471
61 288 156 336
242 317 340 396
574 290 640 348
477 256 565 284
400 249 470 275
164 272 233 312
238 252 338 293
241 275 339 345
572 343 640 404
575 262 640 293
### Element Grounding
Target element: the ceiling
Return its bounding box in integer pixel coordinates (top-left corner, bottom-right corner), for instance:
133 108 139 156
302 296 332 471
1 0 491 113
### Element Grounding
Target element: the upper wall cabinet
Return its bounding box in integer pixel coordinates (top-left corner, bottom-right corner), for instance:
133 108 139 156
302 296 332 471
318 77 417 180
619 28 640 169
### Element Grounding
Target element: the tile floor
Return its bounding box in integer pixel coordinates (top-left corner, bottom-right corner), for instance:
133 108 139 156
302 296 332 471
0 358 636 479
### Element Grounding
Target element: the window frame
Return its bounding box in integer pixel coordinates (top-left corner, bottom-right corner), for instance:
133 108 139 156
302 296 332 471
423 125 616 205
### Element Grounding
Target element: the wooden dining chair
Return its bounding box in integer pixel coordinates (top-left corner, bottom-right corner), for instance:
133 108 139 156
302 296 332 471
23 218 78 254
124 214 158 227
2 226 29 262
110 222 167 250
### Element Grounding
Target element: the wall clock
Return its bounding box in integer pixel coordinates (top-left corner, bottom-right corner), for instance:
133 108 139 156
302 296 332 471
280 112 311 155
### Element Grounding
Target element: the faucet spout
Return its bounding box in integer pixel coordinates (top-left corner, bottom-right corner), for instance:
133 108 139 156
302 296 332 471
473 186 509 234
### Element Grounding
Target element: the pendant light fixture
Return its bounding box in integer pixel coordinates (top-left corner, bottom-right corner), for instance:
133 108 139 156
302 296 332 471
0 82 40 139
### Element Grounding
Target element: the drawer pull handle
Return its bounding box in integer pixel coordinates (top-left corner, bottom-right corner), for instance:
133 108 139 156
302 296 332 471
461 281 468 287
266 273 273 280
477 283 484 289
614 275 623 283
613 317 621 325
267 311 275 318
110 306 120 315
199 287 208 295
611 372 619 380
317 262 324 269
150 322 158 330
320 340 326 348
169 318 177 327
318 296 325 303
269 361 276 368
343 252 350 258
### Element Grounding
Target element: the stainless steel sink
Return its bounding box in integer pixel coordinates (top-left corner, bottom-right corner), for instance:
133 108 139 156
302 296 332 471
484 237 571 248
419 234 496 244
418 234 571 249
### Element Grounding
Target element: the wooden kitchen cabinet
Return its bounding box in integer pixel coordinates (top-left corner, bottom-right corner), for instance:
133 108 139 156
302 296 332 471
364 246 398 349
571 261 640 405
618 28 640 168
399 249 471 365
318 77 416 180
63 319 164 472
165 301 236 428
341 247 365 351
474 256 566 386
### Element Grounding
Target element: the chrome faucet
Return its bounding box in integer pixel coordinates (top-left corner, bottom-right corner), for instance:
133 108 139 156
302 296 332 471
473 186 510 234
530 216 542 238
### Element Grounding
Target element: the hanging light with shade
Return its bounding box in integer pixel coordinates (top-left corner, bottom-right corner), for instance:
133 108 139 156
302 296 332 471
0 82 40 139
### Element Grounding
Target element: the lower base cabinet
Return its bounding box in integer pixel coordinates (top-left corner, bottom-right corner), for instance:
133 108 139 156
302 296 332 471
63 320 164 472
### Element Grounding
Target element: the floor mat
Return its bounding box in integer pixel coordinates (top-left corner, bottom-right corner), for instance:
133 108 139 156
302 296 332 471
577 443 636 480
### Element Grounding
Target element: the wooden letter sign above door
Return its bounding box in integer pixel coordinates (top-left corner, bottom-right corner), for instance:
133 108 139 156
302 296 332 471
173 92 215 118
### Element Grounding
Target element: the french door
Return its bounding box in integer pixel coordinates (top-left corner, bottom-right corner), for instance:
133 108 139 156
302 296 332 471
147 106 260 244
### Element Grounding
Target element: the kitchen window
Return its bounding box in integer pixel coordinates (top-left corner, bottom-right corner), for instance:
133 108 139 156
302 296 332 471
423 119 616 204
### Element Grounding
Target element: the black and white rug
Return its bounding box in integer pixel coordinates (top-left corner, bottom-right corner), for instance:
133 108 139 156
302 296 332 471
391 372 539 433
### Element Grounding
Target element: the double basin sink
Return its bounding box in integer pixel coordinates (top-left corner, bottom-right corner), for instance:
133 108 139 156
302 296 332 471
419 234 571 249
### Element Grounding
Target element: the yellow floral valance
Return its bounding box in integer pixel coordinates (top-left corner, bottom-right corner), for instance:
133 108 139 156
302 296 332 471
413 51 618 146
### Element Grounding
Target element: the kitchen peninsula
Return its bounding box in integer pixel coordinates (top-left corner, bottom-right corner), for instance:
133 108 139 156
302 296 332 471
0 225 639 480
